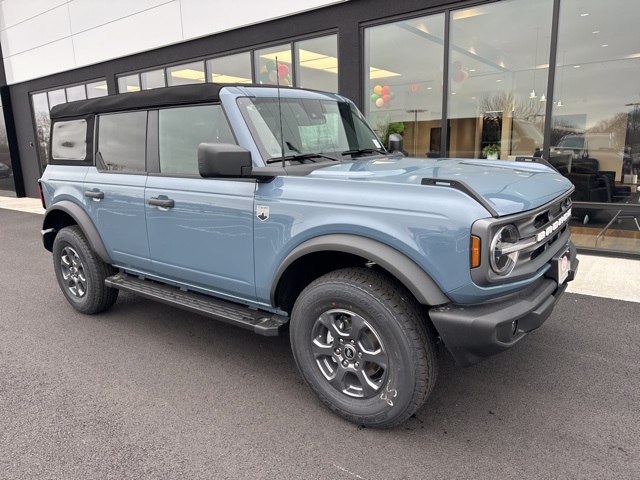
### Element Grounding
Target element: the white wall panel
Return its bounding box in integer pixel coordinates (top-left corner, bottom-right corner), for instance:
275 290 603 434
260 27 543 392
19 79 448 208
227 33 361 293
1 5 71 57
180 0 346 40
0 0 67 30
72 1 182 67
4 37 76 84
68 0 171 34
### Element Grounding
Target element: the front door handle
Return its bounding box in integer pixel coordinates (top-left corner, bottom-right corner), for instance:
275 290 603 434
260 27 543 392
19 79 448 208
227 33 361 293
148 197 175 209
85 190 104 200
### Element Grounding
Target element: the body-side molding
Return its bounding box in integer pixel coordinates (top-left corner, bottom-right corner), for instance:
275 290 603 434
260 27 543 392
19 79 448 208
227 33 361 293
42 200 112 264
271 234 450 306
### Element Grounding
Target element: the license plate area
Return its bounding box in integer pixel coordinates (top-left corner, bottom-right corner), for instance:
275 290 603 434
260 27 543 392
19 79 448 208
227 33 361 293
549 247 571 285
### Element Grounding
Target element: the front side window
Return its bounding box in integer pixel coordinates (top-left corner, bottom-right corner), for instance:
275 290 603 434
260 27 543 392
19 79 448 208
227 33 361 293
237 97 383 162
98 111 147 172
159 105 235 175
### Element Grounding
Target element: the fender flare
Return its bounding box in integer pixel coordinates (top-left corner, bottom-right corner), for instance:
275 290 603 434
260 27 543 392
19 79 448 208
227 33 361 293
42 200 113 264
271 234 450 306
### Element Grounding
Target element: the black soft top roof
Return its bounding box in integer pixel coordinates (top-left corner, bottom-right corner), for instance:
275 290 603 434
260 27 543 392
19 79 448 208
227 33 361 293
50 83 226 120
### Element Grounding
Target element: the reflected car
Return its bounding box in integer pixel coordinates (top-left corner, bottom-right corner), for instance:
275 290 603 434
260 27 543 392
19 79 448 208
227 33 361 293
551 133 629 181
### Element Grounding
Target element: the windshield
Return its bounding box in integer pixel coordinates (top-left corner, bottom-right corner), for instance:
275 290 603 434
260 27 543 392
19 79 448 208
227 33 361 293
237 97 385 162
557 136 584 149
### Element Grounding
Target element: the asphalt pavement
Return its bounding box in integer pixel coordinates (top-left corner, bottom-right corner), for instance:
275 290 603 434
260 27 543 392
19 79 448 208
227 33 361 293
1 207 638 479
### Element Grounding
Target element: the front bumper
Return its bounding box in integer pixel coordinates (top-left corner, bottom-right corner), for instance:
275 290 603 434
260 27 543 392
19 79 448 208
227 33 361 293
429 242 579 367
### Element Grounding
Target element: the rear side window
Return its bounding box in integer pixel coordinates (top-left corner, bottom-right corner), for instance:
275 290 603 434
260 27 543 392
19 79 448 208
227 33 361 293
51 119 87 161
159 104 235 175
98 111 147 172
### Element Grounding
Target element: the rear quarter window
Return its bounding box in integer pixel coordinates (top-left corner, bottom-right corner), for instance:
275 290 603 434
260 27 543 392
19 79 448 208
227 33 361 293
51 119 87 161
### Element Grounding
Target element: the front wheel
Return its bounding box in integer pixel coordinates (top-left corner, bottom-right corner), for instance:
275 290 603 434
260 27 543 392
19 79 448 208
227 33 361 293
290 268 438 428
52 225 118 314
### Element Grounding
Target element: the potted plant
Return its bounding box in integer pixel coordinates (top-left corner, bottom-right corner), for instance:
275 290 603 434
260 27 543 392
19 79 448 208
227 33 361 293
482 144 501 160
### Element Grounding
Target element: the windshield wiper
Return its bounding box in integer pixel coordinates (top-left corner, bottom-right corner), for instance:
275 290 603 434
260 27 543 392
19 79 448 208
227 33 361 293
266 153 340 164
341 148 387 157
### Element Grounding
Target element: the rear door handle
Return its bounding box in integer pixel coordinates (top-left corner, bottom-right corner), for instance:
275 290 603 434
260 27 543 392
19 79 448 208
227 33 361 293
85 190 104 200
148 197 175 209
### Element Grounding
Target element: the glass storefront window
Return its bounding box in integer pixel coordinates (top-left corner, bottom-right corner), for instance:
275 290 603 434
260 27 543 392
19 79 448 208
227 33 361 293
118 74 141 93
553 0 640 254
295 35 338 92
448 0 553 160
365 15 445 155
0 99 15 195
255 43 293 87
167 61 205 86
31 92 50 170
86 80 108 98
66 85 86 102
141 69 166 90
207 52 252 84
47 89 66 109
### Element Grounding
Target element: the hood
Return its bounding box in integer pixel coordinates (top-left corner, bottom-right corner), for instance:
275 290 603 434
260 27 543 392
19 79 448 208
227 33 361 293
309 156 573 216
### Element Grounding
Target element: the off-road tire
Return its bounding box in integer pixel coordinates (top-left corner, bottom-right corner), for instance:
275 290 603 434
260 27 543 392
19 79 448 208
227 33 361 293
290 267 438 428
52 225 118 314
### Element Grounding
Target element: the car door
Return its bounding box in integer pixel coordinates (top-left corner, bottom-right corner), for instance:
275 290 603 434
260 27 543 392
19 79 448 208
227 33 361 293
84 110 151 271
144 104 256 301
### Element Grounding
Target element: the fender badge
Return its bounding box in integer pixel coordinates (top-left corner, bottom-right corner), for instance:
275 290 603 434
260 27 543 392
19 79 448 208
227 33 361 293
257 205 269 221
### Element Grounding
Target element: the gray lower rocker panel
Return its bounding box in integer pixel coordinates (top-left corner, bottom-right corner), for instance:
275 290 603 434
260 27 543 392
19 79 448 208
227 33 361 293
105 272 288 336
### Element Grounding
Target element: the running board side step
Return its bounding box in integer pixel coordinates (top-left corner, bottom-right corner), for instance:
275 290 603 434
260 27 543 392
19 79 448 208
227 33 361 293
105 272 289 336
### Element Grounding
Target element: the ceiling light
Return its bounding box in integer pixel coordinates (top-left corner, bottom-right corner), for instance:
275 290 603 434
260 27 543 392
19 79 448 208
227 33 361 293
602 44 609 47
369 67 401 79
452 8 488 20
427 87 432 90
530 89 537 98
540 94 546 102
573 65 581 68
469 69 476 72
496 79 502 83
580 13 590 17
592 30 600 34
171 68 205 81
557 100 563 107
210 74 252 83
126 85 140 92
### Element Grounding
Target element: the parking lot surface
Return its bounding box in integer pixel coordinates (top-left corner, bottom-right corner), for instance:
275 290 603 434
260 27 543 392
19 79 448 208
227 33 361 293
1 208 638 479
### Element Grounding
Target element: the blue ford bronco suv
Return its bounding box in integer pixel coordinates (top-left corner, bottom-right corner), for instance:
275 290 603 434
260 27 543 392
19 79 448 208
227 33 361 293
39 84 578 427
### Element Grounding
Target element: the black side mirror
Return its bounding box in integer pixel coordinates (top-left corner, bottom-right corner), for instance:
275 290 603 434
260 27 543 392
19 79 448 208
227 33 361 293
388 133 405 155
198 143 252 178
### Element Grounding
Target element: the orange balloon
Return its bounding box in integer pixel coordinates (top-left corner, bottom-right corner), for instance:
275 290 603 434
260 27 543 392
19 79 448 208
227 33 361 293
374 85 383 95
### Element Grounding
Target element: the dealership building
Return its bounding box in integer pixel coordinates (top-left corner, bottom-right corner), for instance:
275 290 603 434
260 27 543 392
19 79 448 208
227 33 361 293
0 0 638 255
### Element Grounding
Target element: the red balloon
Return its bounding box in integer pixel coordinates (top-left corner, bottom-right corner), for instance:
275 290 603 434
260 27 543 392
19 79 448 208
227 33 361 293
453 60 462 71
381 85 390 95
382 94 391 104
277 64 289 78
452 69 465 83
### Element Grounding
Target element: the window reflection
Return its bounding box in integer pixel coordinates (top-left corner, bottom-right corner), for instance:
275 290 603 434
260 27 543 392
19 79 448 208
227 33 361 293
207 52 252 84
295 35 338 92
448 0 552 160
66 85 86 102
255 44 293 87
167 61 205 86
141 69 166 90
365 15 445 155
32 92 50 170
118 74 141 93
86 81 108 98
0 100 14 195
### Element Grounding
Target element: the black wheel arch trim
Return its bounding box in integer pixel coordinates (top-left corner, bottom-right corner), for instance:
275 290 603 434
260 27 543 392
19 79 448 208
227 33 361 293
271 234 450 307
42 200 112 264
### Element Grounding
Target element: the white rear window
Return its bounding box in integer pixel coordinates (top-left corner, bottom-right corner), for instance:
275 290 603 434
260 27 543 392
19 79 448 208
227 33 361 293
52 119 87 161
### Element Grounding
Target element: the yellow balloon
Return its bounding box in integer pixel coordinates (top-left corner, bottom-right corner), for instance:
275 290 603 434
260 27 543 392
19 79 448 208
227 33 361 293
261 66 267 73
374 85 383 95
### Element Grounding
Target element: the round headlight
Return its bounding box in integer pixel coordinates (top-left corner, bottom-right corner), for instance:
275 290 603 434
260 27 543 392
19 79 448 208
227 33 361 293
490 224 519 275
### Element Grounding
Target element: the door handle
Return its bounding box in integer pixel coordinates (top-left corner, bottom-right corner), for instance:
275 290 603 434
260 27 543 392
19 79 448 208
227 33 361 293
148 197 175 209
85 190 104 200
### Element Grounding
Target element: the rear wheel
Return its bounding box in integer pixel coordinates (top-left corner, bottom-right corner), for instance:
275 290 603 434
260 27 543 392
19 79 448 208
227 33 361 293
52 225 118 314
290 267 438 428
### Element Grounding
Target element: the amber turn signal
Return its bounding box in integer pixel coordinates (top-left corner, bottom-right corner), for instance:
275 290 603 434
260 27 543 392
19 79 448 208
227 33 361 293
470 235 481 268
